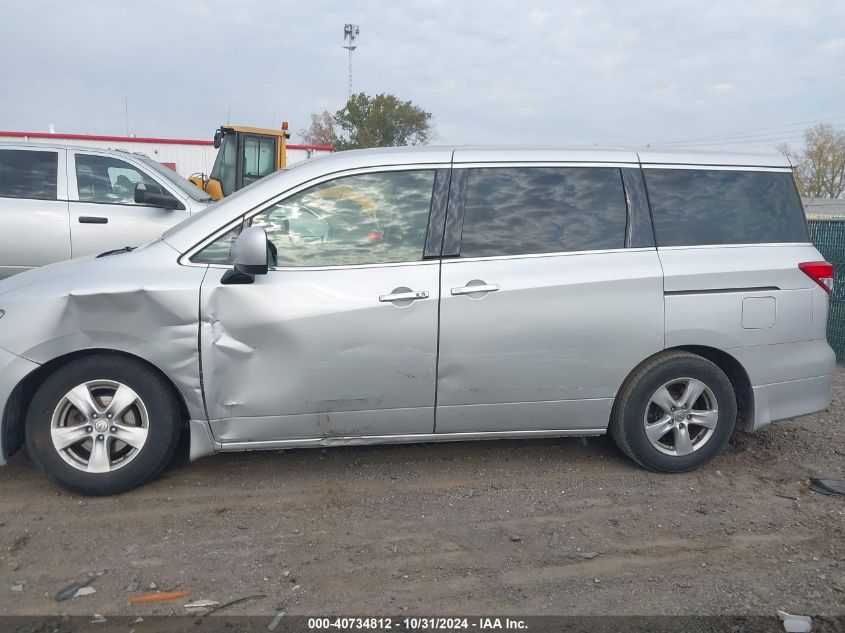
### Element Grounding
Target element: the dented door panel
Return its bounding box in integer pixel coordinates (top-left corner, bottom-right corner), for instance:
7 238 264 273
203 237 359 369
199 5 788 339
200 262 440 442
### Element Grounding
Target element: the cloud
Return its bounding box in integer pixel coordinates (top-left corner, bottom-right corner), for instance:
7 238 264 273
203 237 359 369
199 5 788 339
0 0 843 151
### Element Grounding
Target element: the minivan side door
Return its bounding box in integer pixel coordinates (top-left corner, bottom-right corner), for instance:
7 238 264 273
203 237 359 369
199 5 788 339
0 147 70 279
193 167 449 445
67 151 191 257
436 162 664 434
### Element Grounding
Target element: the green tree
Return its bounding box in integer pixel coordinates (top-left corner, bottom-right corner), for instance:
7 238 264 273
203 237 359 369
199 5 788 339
778 123 845 198
333 93 433 150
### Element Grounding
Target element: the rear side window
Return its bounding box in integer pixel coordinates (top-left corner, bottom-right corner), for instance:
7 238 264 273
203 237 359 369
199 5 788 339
459 167 628 257
0 150 58 200
644 169 808 246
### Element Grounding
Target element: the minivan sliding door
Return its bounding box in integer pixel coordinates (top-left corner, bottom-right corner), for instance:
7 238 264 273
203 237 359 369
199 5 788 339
435 163 664 434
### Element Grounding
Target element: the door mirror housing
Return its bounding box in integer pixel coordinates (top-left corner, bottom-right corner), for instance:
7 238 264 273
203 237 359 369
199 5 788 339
134 182 180 210
233 226 269 275
222 226 270 284
213 128 224 149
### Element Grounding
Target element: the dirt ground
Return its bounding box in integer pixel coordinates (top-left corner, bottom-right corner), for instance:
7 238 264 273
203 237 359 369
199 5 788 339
0 369 843 620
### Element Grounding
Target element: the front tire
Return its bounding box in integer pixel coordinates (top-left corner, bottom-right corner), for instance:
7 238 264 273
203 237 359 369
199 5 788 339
25 355 182 495
610 351 737 472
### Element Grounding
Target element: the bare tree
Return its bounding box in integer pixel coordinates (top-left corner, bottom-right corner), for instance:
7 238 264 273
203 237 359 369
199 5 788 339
299 111 338 146
779 123 845 198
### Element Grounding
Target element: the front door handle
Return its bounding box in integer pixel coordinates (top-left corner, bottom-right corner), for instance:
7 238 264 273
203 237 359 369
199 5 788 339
79 216 108 224
379 290 429 303
451 282 499 296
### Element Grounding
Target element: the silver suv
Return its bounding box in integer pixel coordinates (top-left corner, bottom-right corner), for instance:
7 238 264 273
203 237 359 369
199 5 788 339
0 142 213 278
0 146 834 495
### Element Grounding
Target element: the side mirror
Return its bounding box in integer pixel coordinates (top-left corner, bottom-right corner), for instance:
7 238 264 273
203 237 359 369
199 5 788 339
134 182 179 210
213 129 224 149
222 226 269 284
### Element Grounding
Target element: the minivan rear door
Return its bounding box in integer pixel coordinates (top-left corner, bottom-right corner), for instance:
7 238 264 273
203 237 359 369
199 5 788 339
0 147 69 279
435 152 664 434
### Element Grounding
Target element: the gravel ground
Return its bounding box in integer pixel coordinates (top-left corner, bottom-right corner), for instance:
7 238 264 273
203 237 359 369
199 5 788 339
0 369 843 619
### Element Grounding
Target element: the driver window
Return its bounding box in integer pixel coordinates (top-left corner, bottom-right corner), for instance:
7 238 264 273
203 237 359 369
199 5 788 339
251 170 435 267
192 170 435 267
75 154 173 205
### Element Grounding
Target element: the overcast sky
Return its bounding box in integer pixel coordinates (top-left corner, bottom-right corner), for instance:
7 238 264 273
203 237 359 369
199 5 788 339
2 0 844 151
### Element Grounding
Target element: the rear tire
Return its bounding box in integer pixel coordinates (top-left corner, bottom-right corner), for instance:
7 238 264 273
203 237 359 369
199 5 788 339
25 355 182 495
610 351 736 472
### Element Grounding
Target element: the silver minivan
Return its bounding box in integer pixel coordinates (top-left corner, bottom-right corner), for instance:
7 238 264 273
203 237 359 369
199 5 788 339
0 142 213 279
0 146 835 495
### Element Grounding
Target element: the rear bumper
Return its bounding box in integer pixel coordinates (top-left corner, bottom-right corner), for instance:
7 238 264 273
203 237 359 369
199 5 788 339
731 339 835 386
750 374 833 431
730 339 836 431
0 345 40 465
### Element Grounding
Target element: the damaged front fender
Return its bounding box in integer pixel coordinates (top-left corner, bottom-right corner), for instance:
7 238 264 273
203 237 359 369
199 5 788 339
0 241 209 460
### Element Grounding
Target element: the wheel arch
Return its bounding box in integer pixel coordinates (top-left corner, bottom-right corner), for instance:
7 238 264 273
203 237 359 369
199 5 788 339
671 345 754 433
3 349 191 461
613 346 754 433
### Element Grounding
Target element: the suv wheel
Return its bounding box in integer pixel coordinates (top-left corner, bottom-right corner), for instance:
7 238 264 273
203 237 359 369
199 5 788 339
25 355 181 495
610 351 737 472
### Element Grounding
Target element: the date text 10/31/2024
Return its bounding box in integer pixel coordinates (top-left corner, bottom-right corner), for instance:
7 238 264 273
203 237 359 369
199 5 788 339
307 617 528 630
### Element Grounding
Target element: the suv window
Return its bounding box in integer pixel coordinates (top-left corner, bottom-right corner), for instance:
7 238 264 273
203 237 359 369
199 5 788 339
75 154 176 206
459 167 628 257
0 149 58 200
644 168 808 246
192 170 436 267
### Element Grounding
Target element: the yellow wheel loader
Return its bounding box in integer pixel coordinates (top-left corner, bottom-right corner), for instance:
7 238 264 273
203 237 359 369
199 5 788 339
189 123 291 200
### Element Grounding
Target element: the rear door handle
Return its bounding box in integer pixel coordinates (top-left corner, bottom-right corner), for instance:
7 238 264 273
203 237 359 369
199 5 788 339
451 283 499 296
379 290 429 302
79 216 108 224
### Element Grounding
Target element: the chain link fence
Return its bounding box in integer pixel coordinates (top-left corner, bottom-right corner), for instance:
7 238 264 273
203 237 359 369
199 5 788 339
808 217 845 362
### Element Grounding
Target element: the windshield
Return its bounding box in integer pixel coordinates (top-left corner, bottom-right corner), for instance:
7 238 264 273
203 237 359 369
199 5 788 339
137 155 215 203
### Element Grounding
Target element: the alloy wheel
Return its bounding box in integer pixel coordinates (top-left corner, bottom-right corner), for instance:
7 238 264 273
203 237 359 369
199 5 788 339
50 380 149 473
643 377 719 456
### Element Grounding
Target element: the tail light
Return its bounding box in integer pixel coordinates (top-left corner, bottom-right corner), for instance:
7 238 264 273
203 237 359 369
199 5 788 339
799 261 834 294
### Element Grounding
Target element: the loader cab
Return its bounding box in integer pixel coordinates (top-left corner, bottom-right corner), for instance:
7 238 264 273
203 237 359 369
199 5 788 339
194 124 290 200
